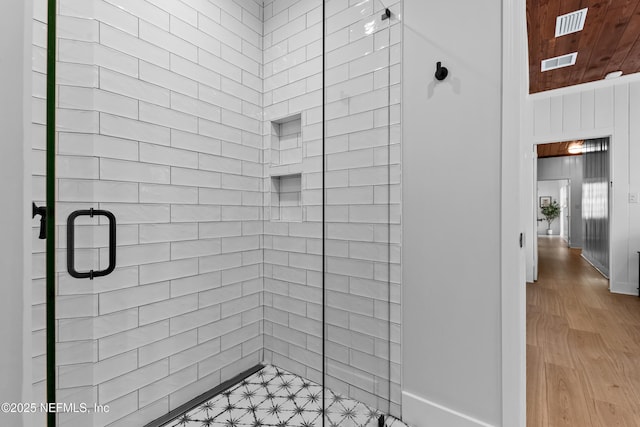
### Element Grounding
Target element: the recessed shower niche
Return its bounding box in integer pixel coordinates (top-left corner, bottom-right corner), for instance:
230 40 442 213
270 173 302 222
270 113 302 171
269 114 303 222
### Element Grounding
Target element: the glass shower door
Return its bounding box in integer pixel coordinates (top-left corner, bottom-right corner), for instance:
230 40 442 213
323 0 401 423
40 1 274 426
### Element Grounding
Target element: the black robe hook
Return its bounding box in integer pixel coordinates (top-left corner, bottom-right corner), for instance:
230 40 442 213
435 61 449 81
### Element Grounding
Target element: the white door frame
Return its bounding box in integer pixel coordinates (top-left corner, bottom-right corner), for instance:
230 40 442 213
529 134 613 288
564 180 571 245
501 0 527 424
0 0 33 421
533 147 538 281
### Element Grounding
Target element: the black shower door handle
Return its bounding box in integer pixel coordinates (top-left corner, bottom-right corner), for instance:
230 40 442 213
67 209 116 280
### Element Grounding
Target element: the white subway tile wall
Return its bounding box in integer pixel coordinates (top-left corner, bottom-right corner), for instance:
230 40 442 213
261 0 402 417
32 0 401 425
261 0 325 392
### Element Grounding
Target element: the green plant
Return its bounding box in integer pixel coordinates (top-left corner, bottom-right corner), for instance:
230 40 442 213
541 200 561 229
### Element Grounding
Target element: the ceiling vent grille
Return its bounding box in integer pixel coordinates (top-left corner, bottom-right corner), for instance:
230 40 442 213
555 8 588 37
541 52 578 72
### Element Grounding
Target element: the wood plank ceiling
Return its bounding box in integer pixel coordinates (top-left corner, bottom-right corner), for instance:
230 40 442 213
527 0 640 93
537 140 584 158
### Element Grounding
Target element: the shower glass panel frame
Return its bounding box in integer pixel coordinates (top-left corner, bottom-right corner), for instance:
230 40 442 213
35 0 399 425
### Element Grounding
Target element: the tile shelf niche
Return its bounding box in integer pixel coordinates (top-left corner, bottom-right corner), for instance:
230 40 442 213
270 173 302 222
270 113 302 169
269 114 303 222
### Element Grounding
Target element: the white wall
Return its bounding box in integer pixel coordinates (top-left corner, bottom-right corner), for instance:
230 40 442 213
0 0 32 426
525 74 640 293
403 0 520 425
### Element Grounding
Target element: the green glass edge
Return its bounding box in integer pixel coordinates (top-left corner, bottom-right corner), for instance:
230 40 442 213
46 0 57 425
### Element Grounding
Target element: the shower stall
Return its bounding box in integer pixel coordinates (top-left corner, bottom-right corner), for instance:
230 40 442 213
31 0 402 425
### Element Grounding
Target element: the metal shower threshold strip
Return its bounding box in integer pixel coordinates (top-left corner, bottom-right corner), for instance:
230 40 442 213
144 365 264 427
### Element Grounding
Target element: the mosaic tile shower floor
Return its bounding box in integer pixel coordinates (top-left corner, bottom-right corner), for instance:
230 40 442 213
161 365 408 427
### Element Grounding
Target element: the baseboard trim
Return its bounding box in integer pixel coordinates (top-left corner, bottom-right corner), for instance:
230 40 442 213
611 281 639 296
402 391 496 427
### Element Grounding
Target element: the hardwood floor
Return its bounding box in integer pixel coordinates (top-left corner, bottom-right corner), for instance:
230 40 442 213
527 237 640 426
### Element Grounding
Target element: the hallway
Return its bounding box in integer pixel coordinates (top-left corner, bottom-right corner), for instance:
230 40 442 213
527 237 640 426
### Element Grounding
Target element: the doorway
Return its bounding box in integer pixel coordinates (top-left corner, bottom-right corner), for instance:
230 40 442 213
532 138 611 281
536 178 570 241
